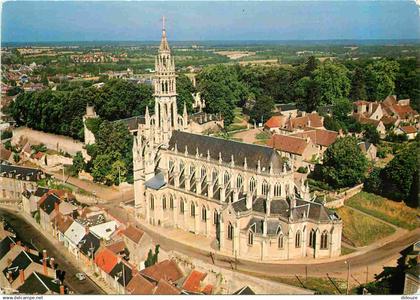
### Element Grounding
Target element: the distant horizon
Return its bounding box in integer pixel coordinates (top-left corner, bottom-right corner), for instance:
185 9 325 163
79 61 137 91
3 1 420 43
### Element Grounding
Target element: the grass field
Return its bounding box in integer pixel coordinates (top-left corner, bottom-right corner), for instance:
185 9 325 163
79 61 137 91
341 246 356 256
346 192 420 230
337 206 396 247
241 271 348 295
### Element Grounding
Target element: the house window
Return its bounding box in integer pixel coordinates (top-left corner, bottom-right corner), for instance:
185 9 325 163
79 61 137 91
278 234 284 249
274 183 281 197
201 206 207 221
227 223 233 240
248 231 254 245
180 200 185 214
309 229 316 248
320 230 329 249
170 195 174 210
262 180 269 196
150 196 154 211
162 196 167 210
295 231 301 248
190 202 195 217
213 210 219 225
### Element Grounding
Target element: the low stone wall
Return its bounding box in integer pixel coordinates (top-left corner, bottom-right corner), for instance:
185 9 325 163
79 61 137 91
324 184 364 209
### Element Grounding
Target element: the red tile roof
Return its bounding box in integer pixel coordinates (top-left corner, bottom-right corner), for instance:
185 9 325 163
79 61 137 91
154 279 181 295
286 113 323 131
267 134 310 156
182 270 207 293
126 274 155 295
94 247 118 274
264 115 285 129
106 240 126 254
292 128 338 147
140 259 183 283
0 145 12 161
202 284 213 295
400 125 417 134
391 104 416 119
33 152 44 160
121 225 144 244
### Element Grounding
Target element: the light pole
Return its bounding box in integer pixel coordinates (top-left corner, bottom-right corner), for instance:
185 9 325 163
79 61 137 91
345 260 350 295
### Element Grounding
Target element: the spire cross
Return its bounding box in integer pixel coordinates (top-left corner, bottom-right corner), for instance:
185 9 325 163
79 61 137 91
162 16 166 31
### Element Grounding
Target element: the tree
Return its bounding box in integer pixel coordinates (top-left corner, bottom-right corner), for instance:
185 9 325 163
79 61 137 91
365 60 399 100
176 74 195 113
380 142 418 206
249 95 274 124
312 61 351 106
144 244 160 267
363 124 380 145
320 136 368 188
332 98 352 121
349 67 367 100
364 167 382 194
395 58 420 111
302 56 319 77
70 151 85 177
295 76 320 112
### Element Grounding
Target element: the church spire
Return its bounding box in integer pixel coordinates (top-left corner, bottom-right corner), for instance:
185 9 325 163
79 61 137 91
159 16 170 52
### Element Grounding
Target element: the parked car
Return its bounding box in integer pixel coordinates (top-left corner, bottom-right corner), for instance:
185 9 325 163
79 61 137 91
75 273 86 281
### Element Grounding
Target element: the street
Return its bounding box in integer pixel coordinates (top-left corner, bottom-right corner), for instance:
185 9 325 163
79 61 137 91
0 209 105 295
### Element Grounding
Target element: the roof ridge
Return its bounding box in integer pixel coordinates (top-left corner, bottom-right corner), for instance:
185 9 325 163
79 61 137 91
33 272 51 292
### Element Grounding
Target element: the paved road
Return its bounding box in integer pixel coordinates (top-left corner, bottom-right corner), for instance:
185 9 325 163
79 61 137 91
0 209 105 295
105 203 419 281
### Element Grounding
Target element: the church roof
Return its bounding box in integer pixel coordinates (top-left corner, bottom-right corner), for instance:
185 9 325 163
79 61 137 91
145 172 166 190
168 131 286 172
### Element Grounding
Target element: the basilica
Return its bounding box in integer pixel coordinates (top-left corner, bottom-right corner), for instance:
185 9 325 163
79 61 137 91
132 24 342 260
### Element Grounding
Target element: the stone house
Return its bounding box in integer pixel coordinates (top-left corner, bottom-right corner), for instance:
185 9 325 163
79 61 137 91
358 142 377 161
395 125 417 140
120 225 153 269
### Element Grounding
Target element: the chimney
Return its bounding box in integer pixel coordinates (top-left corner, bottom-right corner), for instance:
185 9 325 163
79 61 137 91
19 269 25 284
50 257 55 269
60 285 65 295
43 249 47 259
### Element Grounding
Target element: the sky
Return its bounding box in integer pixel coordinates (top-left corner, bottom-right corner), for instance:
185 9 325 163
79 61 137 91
2 1 420 43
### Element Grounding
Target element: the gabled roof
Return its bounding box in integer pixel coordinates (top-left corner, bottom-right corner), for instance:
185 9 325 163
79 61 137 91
18 272 61 294
400 125 417 134
39 194 61 215
59 201 77 216
285 113 323 130
53 214 73 234
94 247 118 274
121 225 144 244
145 172 166 190
267 134 310 156
233 286 255 295
0 145 12 161
64 221 86 246
0 236 15 259
106 240 127 255
182 270 207 294
78 232 101 258
264 115 285 129
126 274 155 295
0 164 44 181
109 260 133 287
89 221 118 240
168 131 285 173
291 128 338 147
140 259 183 283
2 250 39 281
154 279 181 295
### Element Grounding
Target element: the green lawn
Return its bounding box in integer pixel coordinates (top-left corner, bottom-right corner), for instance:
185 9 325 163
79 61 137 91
346 192 420 230
337 206 396 247
341 246 356 256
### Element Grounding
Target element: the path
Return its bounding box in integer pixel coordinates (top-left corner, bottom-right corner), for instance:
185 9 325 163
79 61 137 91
232 128 263 144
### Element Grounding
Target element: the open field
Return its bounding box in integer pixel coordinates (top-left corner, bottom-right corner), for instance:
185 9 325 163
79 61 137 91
336 206 396 247
346 192 420 230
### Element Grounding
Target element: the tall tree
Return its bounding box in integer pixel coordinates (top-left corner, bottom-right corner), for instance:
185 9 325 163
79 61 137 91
365 59 399 100
320 136 368 188
349 67 367 100
176 74 196 113
249 95 275 124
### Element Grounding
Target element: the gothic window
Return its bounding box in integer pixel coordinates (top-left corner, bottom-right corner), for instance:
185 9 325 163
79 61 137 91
224 171 230 186
180 200 185 215
248 231 254 246
262 180 269 196
168 160 175 173
200 167 206 178
150 196 154 211
236 175 243 190
309 229 316 248
213 210 219 225
190 202 195 217
278 234 284 249
170 195 174 210
227 223 234 240
274 183 281 197
162 195 167 211
295 230 301 248
201 206 207 221
320 230 329 249
212 169 219 185
249 177 256 193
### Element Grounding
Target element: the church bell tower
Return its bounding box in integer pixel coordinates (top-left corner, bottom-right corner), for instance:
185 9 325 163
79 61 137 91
154 16 179 144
